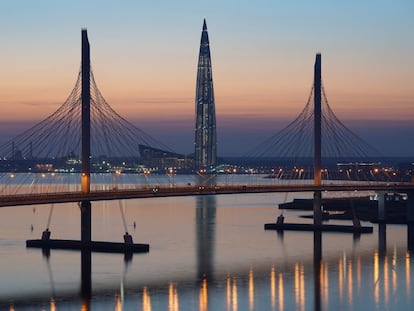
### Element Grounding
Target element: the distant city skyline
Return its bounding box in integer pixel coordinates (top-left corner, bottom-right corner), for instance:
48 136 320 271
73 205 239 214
0 1 413 156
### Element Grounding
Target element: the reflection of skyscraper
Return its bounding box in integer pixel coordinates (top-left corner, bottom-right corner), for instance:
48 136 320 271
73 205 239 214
195 19 217 171
196 194 216 281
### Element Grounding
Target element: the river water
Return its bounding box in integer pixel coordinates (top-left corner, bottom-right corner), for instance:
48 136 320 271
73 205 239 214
0 175 413 310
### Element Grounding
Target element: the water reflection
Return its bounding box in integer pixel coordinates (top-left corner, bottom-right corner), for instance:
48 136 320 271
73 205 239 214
406 252 411 298
408 223 414 252
80 250 91 310
196 193 216 281
168 282 179 311
226 276 231 311
4 239 414 310
248 269 254 310
3 193 414 310
199 278 208 311
294 262 305 311
50 298 56 311
231 278 238 311
270 267 276 310
142 287 152 311
313 232 322 311
379 223 387 256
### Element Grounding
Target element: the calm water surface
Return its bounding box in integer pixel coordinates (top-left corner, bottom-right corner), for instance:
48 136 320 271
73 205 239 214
0 177 413 310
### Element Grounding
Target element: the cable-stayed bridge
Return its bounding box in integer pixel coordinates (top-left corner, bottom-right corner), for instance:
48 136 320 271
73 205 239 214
0 34 411 197
0 30 413 200
0 28 413 253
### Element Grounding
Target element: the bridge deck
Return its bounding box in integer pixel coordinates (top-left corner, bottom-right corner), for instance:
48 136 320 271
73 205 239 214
1 183 413 207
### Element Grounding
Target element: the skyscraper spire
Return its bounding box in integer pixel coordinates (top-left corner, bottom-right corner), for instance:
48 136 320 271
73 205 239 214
194 19 217 171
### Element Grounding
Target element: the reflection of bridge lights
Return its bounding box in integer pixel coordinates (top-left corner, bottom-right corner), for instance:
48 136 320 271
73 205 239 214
225 276 239 311
199 278 208 311
278 273 284 311
226 276 231 309
322 262 329 309
232 278 238 311
347 259 353 305
270 267 276 309
114 293 122 311
406 251 411 299
384 255 389 305
374 251 379 305
248 269 254 310
50 298 56 311
168 283 179 311
357 256 361 292
294 263 305 311
81 299 89 311
338 257 343 302
142 287 152 311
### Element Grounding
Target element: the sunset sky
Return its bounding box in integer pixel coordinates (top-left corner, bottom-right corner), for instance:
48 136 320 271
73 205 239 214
0 0 413 156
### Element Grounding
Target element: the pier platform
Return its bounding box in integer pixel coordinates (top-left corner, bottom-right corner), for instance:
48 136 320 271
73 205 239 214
26 239 149 253
264 223 373 233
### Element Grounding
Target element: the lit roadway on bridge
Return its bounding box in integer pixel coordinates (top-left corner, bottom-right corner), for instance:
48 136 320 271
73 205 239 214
1 182 414 207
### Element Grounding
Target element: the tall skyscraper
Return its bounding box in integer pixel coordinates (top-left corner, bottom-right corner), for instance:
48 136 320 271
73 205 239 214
194 19 217 171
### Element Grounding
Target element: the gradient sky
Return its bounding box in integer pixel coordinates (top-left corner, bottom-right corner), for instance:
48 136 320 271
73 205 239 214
0 0 413 156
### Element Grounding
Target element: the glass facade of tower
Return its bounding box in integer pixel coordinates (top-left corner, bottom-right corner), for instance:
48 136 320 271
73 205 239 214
195 19 217 171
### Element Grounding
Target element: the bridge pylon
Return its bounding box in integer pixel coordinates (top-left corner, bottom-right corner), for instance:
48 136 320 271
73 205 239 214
81 29 92 243
26 29 149 255
264 53 373 234
313 54 322 226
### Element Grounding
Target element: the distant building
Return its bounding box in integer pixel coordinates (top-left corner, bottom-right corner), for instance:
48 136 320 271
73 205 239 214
139 144 193 172
194 19 217 172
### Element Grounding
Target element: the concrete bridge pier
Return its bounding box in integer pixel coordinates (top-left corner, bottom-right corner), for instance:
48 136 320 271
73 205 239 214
377 191 386 222
313 190 322 226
